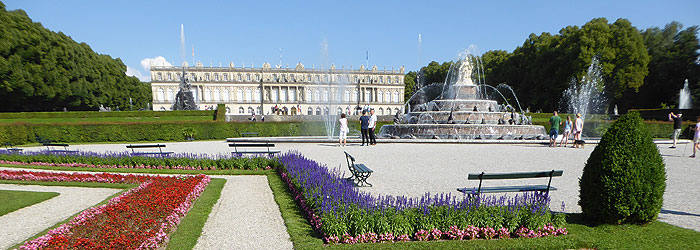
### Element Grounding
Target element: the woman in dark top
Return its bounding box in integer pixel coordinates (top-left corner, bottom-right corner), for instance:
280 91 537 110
359 110 370 146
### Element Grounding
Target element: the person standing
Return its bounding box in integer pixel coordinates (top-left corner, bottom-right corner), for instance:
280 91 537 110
559 115 572 147
690 116 700 158
549 111 562 147
338 113 349 147
573 113 584 148
368 108 377 145
359 110 370 146
669 111 683 148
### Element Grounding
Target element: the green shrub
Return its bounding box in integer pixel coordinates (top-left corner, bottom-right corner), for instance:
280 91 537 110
214 104 226 121
579 112 666 224
0 110 211 119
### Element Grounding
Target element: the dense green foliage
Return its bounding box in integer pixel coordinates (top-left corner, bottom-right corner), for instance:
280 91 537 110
0 120 390 144
0 2 152 111
404 18 699 112
214 104 226 121
579 112 666 224
0 110 212 119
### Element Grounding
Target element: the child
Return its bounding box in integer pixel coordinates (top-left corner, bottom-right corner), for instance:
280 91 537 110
338 113 348 147
559 116 572 147
690 115 700 158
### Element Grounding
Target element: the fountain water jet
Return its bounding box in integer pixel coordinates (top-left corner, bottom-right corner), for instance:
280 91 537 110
680 79 692 109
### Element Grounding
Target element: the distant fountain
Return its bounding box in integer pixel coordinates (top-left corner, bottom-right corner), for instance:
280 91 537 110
379 47 546 140
680 79 692 109
318 40 351 139
561 57 607 119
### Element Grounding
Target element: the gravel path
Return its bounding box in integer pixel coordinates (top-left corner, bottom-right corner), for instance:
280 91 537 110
0 184 121 249
193 175 292 250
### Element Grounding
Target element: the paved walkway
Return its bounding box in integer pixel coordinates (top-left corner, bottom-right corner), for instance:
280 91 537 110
193 176 292 250
0 184 121 249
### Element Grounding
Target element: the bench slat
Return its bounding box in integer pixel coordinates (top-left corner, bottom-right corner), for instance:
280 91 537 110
458 185 558 194
126 144 166 148
228 143 275 147
468 170 563 180
132 152 173 155
354 163 373 173
232 151 280 154
43 143 69 147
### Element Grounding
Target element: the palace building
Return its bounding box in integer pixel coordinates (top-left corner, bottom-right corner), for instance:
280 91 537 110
150 62 405 116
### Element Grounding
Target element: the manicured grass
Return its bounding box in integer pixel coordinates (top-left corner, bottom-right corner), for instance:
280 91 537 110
0 190 59 216
167 178 226 250
267 171 700 250
0 116 212 124
0 163 271 175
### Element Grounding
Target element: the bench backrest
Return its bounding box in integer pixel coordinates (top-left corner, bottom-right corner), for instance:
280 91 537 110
468 170 563 180
240 132 259 137
344 151 356 172
228 143 274 153
43 143 69 147
126 144 166 149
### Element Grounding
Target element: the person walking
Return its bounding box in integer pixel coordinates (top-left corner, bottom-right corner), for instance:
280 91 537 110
573 113 584 148
338 113 349 147
690 115 700 158
548 111 562 147
359 110 370 146
559 115 572 147
669 111 683 148
368 108 377 145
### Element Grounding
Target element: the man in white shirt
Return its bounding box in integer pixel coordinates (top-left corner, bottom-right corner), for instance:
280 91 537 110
368 108 377 145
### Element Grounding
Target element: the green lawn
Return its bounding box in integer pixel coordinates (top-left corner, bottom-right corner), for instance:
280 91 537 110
0 115 212 124
0 190 59 216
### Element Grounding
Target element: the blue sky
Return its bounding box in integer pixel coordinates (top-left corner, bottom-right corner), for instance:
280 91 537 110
4 0 699 81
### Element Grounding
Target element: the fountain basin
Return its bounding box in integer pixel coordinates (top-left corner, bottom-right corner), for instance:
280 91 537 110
379 124 546 140
408 111 510 124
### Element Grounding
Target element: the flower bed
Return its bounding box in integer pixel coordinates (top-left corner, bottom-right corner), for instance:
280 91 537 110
0 170 210 249
277 152 567 244
0 150 276 170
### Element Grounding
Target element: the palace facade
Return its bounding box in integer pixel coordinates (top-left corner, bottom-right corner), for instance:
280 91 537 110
150 62 405 116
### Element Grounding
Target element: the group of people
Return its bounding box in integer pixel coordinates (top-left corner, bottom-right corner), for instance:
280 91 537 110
337 108 378 147
669 111 700 158
549 111 584 148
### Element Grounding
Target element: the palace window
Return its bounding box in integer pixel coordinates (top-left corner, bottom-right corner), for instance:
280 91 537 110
205 74 210 81
283 74 288 82
167 73 172 81
316 107 321 115
272 89 279 102
204 88 211 101
307 75 311 82
324 75 329 82
281 88 287 102
385 91 390 102
214 74 219 81
247 74 251 81
378 108 384 115
290 74 295 82
236 89 243 101
378 91 383 103
393 92 399 103
248 107 254 114
190 73 196 81
246 89 253 102
238 74 242 81
290 88 296 102
167 89 174 101
313 91 320 102
352 90 358 101
254 88 261 102
223 74 228 81
315 75 320 82
308 107 313 115
157 73 162 81
176 73 181 80
394 76 399 84
157 88 164 101
223 89 230 102
305 89 311 102
323 90 329 102
255 74 260 81
353 75 358 82
273 74 279 82
344 90 350 102
213 88 220 102
239 107 245 114
337 107 343 115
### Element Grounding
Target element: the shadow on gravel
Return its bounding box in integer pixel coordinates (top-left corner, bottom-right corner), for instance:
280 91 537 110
661 209 700 217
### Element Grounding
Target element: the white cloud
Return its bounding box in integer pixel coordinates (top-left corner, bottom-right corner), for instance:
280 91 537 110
126 66 148 82
140 56 172 72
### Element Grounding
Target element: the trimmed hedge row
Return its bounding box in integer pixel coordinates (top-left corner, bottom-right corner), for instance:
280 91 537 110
0 110 213 119
0 121 391 145
533 119 694 138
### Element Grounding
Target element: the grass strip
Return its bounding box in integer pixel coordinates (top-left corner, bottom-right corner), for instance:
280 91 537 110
167 178 226 250
0 163 270 175
0 190 59 216
266 172 325 249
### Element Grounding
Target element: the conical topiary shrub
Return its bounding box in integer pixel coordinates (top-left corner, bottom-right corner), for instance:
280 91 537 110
578 112 666 224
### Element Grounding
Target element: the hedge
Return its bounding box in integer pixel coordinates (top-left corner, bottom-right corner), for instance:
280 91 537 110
0 110 213 119
0 121 391 145
533 119 694 139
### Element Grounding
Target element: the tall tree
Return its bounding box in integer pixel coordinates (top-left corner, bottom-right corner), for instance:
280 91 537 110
0 2 151 111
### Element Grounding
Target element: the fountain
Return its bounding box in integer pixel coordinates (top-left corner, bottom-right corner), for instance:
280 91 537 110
561 57 607 119
379 49 546 140
680 79 692 109
172 24 197 111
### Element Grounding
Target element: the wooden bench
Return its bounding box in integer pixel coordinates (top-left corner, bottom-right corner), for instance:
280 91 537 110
126 144 173 157
457 170 563 195
4 143 23 153
43 143 78 154
240 132 259 137
226 140 280 156
344 151 373 187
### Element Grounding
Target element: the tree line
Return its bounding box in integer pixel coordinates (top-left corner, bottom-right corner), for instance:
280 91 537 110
0 2 152 112
404 18 700 113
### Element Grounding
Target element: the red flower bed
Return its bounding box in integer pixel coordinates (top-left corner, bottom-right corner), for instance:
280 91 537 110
0 170 210 250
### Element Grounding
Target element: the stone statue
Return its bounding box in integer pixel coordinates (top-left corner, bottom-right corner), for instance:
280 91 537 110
455 59 474 86
173 67 198 110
